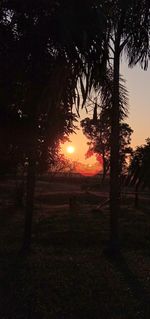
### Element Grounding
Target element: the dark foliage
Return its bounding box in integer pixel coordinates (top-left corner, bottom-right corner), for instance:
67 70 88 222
128 138 150 189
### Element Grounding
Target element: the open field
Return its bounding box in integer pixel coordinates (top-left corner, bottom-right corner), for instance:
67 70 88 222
0 178 150 318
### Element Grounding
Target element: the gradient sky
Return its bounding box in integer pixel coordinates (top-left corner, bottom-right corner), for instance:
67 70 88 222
121 62 150 148
62 60 150 164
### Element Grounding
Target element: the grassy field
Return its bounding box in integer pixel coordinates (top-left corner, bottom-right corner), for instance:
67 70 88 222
0 178 150 319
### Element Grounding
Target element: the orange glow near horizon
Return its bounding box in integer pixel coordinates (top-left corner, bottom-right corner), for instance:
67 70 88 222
75 159 103 176
61 136 103 176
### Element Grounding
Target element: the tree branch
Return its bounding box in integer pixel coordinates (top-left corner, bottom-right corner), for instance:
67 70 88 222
108 43 115 54
119 34 131 53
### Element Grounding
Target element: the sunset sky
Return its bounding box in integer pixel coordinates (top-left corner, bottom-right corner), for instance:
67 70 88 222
62 60 150 166
121 61 150 148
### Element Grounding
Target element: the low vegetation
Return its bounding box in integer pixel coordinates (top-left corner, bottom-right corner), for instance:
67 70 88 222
0 178 150 319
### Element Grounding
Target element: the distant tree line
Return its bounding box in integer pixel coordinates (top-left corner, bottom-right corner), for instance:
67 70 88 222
129 138 150 190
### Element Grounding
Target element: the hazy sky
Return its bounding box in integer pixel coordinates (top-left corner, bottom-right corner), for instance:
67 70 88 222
62 61 150 164
121 62 150 148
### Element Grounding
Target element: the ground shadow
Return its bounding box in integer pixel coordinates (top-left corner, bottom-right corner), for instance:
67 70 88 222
107 252 150 317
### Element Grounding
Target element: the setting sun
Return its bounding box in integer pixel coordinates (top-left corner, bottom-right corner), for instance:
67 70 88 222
66 145 75 154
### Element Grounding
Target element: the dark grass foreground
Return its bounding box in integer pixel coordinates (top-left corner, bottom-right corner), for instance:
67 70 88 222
0 180 150 319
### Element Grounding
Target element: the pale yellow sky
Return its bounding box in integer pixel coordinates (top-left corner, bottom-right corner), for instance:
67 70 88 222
121 62 150 149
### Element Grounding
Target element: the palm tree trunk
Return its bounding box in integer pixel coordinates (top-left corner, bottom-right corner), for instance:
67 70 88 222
22 148 36 252
101 156 107 184
109 33 121 255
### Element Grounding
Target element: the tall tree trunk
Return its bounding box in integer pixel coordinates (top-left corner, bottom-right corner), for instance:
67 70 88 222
109 33 121 255
101 155 107 184
22 148 36 252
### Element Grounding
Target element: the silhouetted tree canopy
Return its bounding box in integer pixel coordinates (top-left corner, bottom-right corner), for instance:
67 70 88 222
0 0 109 250
0 0 108 175
81 117 133 181
129 139 150 189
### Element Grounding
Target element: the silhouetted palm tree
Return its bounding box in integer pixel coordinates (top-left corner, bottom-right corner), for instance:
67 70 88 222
104 0 150 254
1 1 107 251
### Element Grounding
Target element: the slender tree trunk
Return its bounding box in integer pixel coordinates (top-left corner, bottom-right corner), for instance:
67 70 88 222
109 33 121 255
22 148 36 252
101 156 106 184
